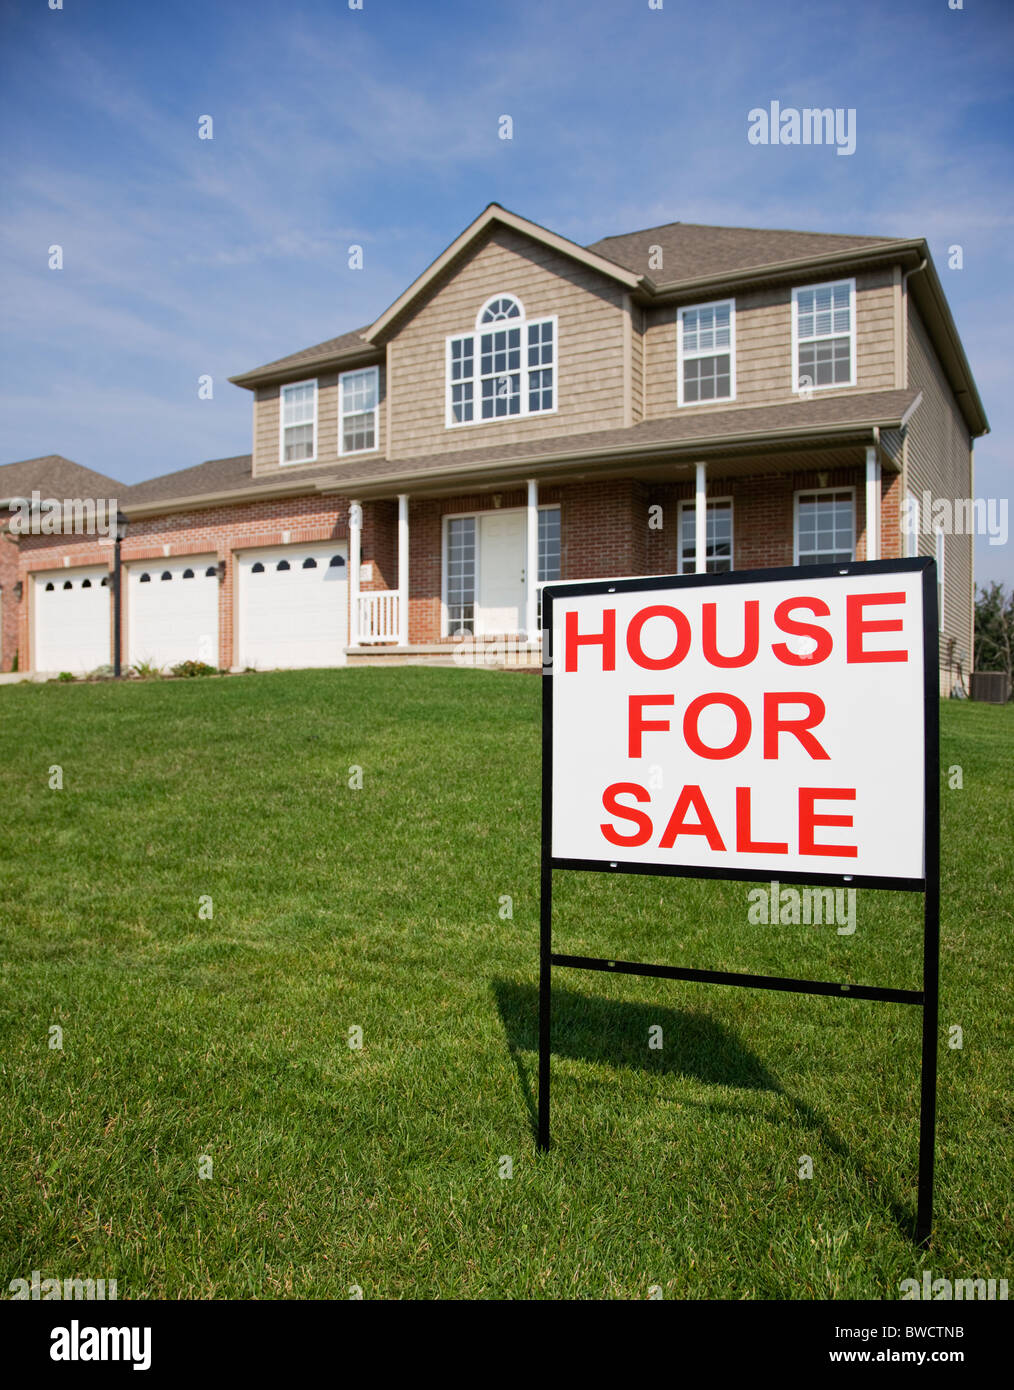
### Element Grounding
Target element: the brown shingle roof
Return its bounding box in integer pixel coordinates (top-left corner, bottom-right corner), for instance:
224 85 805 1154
124 454 255 507
329 389 920 492
229 326 377 388
0 454 123 503
588 222 899 288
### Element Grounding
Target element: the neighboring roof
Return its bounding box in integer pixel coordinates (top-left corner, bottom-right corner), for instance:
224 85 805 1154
323 388 921 495
229 326 376 389
589 222 899 290
0 454 123 504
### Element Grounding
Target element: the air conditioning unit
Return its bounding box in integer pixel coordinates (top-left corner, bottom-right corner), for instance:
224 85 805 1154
969 671 1010 704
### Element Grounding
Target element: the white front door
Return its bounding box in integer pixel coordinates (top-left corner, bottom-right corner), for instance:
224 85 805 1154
33 566 111 673
128 558 219 670
237 543 348 669
478 512 525 634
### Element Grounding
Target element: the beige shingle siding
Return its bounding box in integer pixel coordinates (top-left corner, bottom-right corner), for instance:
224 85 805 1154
253 367 386 476
905 301 974 690
642 269 897 419
629 301 645 425
384 226 626 459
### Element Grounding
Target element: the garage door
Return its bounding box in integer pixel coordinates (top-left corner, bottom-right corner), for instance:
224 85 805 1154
237 543 348 669
33 566 111 672
128 558 219 670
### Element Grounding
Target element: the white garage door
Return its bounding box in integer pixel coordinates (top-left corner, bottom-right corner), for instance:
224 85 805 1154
128 558 219 670
238 543 348 669
33 566 111 673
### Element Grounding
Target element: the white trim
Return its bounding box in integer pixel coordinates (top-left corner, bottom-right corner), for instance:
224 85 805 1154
338 365 380 457
677 298 736 407
348 501 362 646
445 310 559 429
440 502 560 637
791 277 856 394
525 479 539 637
865 445 881 562
279 378 318 466
397 493 409 646
678 495 734 574
793 486 857 565
935 525 945 632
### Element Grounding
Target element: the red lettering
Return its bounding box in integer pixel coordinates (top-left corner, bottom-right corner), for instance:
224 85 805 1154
683 693 752 760
628 694 674 757
772 597 833 665
735 787 788 854
846 591 908 663
799 787 857 858
659 785 726 851
626 605 691 670
762 692 830 760
702 600 760 668
600 782 653 846
565 607 616 672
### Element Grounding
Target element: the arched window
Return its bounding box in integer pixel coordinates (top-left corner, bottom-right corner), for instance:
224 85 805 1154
329 555 345 569
81 578 92 588
63 580 73 590
477 294 523 325
251 562 265 574
139 573 151 583
205 566 217 578
302 557 317 569
45 581 55 591
277 559 290 571
448 295 555 425
182 568 195 579
101 576 110 587
161 571 172 581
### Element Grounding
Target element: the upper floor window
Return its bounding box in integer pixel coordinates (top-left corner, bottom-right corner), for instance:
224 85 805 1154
795 489 855 564
280 379 317 464
677 300 735 405
678 499 733 573
446 294 556 427
792 280 855 392
339 366 379 455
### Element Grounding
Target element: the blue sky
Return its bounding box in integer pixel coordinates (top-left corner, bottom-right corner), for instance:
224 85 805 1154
1 0 1011 583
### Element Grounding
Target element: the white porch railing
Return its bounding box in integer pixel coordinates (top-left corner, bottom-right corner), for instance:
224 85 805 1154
358 590 401 644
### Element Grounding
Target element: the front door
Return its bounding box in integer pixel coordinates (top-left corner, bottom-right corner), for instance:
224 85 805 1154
478 511 525 634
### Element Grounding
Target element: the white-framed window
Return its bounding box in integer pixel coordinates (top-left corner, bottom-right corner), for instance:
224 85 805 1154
446 294 557 426
339 366 379 455
279 379 317 464
792 279 855 393
935 526 945 631
441 504 561 635
794 488 855 565
677 498 733 573
677 300 735 406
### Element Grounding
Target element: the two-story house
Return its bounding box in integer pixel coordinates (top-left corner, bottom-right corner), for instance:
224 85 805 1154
11 204 987 692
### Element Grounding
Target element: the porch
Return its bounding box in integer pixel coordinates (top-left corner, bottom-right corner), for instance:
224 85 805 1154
344 443 895 667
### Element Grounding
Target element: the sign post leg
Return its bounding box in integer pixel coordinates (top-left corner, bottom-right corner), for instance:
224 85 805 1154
916 874 939 1245
538 859 552 1151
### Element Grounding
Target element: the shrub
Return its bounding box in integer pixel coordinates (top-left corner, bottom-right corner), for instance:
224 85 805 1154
130 659 163 679
170 660 218 678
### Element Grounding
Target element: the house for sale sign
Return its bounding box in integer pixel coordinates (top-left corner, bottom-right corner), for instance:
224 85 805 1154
546 562 931 887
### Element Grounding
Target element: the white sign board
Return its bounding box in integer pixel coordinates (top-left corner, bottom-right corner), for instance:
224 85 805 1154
547 565 928 885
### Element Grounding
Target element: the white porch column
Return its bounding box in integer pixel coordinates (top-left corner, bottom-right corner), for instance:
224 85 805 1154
694 461 707 574
865 446 881 562
397 493 409 646
348 500 362 647
525 478 539 637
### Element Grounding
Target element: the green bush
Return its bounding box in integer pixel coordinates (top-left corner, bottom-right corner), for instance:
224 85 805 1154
170 660 218 678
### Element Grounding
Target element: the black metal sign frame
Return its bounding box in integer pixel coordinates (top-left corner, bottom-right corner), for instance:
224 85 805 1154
538 558 940 1245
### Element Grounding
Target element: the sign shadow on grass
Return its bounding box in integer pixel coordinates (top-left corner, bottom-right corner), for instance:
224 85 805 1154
492 977 916 1238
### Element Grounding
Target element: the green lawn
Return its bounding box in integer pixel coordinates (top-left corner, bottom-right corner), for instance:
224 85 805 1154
0 669 1010 1299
